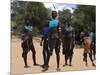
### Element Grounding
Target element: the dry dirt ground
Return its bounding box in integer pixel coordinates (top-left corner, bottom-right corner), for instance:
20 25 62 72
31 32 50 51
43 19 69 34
11 37 96 75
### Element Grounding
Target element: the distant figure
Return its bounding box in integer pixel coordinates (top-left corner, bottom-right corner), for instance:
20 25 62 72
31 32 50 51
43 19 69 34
40 23 50 70
21 18 38 68
80 31 85 47
89 31 94 43
61 21 75 66
90 32 96 60
48 11 61 71
83 32 95 67
93 32 96 60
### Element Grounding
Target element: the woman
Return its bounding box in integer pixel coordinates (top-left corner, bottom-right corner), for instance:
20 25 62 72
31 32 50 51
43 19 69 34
21 17 38 68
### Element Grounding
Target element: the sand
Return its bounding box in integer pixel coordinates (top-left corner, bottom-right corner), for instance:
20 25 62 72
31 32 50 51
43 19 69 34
11 37 96 75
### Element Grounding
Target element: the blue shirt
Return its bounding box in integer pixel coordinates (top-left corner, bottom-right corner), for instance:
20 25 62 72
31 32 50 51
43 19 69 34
65 26 73 32
42 27 49 38
63 25 74 38
23 25 33 33
24 25 33 32
49 19 59 28
89 32 94 42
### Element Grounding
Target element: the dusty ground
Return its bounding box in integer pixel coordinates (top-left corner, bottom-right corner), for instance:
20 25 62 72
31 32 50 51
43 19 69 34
11 37 96 75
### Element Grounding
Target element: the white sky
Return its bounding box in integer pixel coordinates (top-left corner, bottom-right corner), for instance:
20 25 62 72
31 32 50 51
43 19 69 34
43 3 77 13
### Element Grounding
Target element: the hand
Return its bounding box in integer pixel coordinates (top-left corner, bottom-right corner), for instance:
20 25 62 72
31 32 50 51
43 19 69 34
62 49 65 55
21 34 25 40
40 42 42 46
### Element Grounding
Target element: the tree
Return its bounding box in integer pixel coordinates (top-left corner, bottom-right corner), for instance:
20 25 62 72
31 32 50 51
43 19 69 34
11 1 51 34
73 5 96 32
58 9 72 24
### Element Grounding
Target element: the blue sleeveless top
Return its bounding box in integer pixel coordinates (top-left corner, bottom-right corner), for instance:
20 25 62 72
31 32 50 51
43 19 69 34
49 19 59 28
24 25 33 32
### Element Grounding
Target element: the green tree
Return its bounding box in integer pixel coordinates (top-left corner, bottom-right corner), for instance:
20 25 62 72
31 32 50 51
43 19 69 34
73 5 96 32
58 9 72 24
11 1 51 34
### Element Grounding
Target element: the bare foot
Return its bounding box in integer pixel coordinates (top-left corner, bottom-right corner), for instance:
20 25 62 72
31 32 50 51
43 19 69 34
63 63 68 67
41 67 48 72
85 63 88 67
92 63 96 67
69 64 72 66
56 68 60 71
24 65 30 68
34 63 39 66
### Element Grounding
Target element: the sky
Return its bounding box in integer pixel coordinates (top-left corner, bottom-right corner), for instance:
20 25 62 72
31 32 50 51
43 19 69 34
43 2 77 13
11 0 77 13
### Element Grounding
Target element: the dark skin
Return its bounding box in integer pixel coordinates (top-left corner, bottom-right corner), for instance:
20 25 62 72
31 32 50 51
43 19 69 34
40 37 50 71
21 19 38 68
83 33 95 67
47 11 61 71
40 24 50 71
92 33 96 60
62 22 74 67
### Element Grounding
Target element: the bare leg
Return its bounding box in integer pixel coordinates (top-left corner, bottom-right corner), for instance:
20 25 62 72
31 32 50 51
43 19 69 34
31 44 37 65
83 53 88 66
22 41 29 68
89 53 96 67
